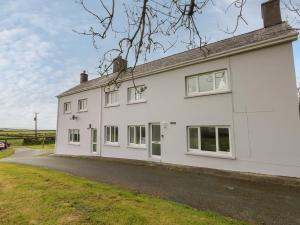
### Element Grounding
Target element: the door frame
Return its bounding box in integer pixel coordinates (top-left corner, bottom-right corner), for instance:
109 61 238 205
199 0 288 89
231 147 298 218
149 123 161 160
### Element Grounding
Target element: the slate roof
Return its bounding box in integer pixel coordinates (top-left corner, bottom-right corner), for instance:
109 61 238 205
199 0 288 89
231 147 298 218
58 22 298 97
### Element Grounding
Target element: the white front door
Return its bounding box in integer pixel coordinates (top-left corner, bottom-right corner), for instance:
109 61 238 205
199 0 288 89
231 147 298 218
150 123 161 158
91 128 97 154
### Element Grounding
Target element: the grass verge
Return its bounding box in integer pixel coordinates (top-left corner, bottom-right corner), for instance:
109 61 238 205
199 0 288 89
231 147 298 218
0 148 15 159
24 144 55 151
0 163 251 225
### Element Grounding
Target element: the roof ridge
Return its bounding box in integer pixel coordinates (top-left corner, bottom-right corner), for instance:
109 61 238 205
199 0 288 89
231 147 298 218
58 22 297 97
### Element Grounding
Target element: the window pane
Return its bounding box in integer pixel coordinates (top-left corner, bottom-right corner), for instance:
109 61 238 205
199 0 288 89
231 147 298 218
69 130 72 142
129 88 135 101
152 125 160 142
78 101 81 110
215 71 227 90
111 127 115 143
115 127 118 142
189 128 199 149
129 127 134 143
201 127 216 151
152 143 161 156
105 93 109 104
187 76 198 93
106 127 110 142
199 74 214 92
135 126 141 144
141 126 146 144
218 128 230 152
92 144 97 152
93 129 97 142
136 91 141 100
139 86 145 100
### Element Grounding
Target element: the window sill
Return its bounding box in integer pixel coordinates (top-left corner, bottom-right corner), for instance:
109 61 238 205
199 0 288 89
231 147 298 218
64 112 71 114
127 144 147 149
69 142 80 146
126 100 147 105
77 110 88 113
104 143 120 147
104 104 120 108
186 150 235 160
185 90 232 98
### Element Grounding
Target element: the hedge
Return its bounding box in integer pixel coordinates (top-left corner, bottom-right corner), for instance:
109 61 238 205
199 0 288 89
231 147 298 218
23 137 55 145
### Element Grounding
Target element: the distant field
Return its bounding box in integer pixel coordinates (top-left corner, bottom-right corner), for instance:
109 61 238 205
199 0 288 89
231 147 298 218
0 129 56 147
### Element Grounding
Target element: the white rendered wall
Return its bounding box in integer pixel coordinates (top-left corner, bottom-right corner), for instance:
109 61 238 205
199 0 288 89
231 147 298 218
56 42 300 177
55 88 101 156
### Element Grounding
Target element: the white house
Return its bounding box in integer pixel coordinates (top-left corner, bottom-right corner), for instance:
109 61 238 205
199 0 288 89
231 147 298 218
56 0 300 178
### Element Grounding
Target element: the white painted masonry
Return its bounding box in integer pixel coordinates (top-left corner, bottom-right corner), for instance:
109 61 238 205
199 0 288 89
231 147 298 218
56 23 300 177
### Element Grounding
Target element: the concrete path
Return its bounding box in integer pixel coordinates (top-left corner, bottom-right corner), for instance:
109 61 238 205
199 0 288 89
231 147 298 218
1 148 300 225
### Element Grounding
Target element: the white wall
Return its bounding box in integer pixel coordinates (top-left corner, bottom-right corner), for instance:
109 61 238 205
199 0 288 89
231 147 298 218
56 88 101 156
56 42 300 177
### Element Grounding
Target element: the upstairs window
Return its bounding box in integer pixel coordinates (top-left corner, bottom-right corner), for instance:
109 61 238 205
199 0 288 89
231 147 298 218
128 85 146 103
105 91 119 106
128 125 146 147
78 99 87 112
188 126 231 155
186 70 228 96
105 126 119 144
64 102 71 114
69 129 80 144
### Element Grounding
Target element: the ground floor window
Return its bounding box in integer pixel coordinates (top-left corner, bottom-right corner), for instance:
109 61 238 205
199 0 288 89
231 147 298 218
128 125 146 147
188 126 230 154
69 129 80 144
105 126 119 144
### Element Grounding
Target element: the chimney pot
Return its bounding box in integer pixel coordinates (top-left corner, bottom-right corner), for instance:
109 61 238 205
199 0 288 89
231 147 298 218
80 70 88 84
261 0 282 28
113 56 127 73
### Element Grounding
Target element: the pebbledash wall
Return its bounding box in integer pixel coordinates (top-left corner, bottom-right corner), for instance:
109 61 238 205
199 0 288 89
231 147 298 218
56 41 300 178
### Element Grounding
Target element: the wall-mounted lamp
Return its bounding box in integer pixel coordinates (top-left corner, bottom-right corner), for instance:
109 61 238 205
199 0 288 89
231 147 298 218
87 124 92 130
70 115 78 120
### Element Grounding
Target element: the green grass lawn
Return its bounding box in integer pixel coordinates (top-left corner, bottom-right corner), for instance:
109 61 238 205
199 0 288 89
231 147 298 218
0 163 251 225
0 148 15 159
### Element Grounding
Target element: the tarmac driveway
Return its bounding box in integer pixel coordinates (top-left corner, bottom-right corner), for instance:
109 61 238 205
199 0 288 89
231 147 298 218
1 148 300 225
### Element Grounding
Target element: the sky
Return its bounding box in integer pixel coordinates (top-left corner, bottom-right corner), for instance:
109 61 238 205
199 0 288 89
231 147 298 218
0 0 299 130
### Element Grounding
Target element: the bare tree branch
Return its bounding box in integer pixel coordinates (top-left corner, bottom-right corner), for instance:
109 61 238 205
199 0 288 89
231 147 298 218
74 0 299 92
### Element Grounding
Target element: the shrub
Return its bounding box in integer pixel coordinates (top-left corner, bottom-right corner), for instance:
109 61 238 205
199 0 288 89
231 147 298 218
23 137 55 145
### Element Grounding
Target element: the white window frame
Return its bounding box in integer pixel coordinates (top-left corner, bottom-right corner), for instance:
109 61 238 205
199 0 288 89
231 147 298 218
105 91 119 107
105 126 119 146
187 126 232 158
127 85 146 104
78 99 88 112
63 102 71 114
68 129 80 145
128 125 146 148
186 70 229 96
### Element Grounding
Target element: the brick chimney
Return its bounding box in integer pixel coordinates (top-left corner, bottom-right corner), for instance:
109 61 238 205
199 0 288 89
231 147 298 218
261 0 282 28
80 70 88 84
113 56 127 73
